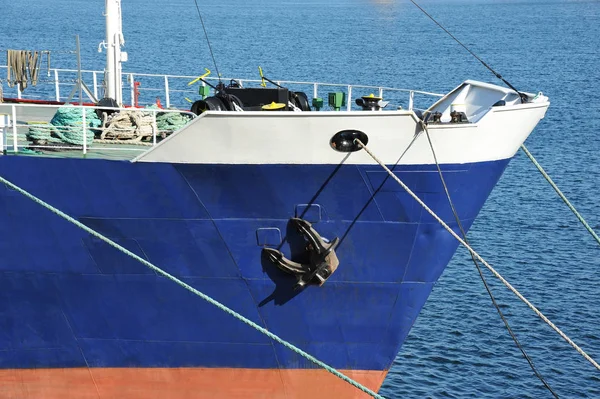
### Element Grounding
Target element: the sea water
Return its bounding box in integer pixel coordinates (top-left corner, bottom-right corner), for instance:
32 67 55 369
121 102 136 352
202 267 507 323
1 0 599 397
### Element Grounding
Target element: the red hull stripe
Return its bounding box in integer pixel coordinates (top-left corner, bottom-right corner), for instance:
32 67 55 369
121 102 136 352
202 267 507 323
0 368 387 398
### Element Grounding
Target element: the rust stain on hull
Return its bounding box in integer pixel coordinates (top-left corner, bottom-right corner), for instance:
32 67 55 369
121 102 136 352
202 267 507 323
0 367 387 398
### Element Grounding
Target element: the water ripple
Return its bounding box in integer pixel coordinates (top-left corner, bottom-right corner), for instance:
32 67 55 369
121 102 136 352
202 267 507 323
1 0 599 397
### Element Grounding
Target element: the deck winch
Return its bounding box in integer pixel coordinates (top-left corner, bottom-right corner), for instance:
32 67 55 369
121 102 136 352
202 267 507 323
190 79 311 115
355 93 388 111
262 218 339 290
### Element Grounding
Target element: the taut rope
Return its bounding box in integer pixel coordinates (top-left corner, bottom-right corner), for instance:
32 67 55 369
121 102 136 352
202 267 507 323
355 138 600 373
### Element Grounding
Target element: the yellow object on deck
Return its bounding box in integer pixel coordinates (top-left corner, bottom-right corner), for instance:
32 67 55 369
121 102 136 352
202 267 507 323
258 66 266 88
187 68 211 86
262 102 286 111
361 93 382 101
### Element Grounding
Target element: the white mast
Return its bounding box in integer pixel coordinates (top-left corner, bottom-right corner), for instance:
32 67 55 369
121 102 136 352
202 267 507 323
100 0 126 105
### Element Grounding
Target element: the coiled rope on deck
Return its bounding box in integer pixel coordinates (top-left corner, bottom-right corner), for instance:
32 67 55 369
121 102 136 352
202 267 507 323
354 138 600 373
156 110 193 133
0 174 385 399
27 106 102 147
98 108 192 142
521 144 600 247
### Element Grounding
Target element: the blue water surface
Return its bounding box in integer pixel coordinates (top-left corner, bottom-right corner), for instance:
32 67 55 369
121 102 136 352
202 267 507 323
1 0 599 397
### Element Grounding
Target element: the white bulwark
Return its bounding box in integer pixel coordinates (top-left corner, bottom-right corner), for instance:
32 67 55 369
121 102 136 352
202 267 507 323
133 81 549 166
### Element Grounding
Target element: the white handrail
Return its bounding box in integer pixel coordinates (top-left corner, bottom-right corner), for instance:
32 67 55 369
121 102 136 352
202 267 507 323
0 65 444 111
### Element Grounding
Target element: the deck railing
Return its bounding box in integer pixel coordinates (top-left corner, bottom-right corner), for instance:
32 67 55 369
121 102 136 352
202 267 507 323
0 66 444 111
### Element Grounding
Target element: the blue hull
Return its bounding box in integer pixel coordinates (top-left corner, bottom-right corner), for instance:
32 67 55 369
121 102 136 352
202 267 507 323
0 156 509 372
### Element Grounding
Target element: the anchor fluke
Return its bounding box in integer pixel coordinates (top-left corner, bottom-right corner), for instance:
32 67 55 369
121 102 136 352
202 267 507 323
262 218 340 290
263 247 305 275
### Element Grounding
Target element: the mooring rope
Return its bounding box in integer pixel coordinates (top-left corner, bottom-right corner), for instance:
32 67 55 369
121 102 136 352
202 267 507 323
423 125 559 398
192 0 222 82
406 0 526 102
521 144 600 247
354 138 600 373
0 174 385 399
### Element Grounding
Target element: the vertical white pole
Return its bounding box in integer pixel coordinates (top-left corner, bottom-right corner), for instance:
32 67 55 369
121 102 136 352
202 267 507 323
77 35 83 106
11 105 18 153
115 36 123 105
54 69 60 101
378 87 383 99
408 91 414 111
77 34 87 155
164 75 170 108
105 0 116 101
313 83 317 100
104 0 124 104
82 106 87 155
152 111 157 146
0 114 8 154
129 73 135 106
347 85 352 111
93 71 98 100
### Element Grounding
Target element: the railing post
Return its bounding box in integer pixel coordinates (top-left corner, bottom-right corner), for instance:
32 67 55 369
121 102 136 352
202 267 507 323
164 75 170 109
17 83 21 99
347 85 352 111
129 73 135 107
0 113 8 155
11 105 18 153
54 69 60 102
408 91 414 111
313 83 318 100
82 106 87 155
152 111 157 146
92 71 98 100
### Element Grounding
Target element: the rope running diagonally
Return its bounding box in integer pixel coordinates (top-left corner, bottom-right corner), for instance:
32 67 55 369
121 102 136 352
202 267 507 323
192 0 221 82
0 174 385 399
423 125 559 398
354 138 600 373
521 144 600 247
406 0 525 101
